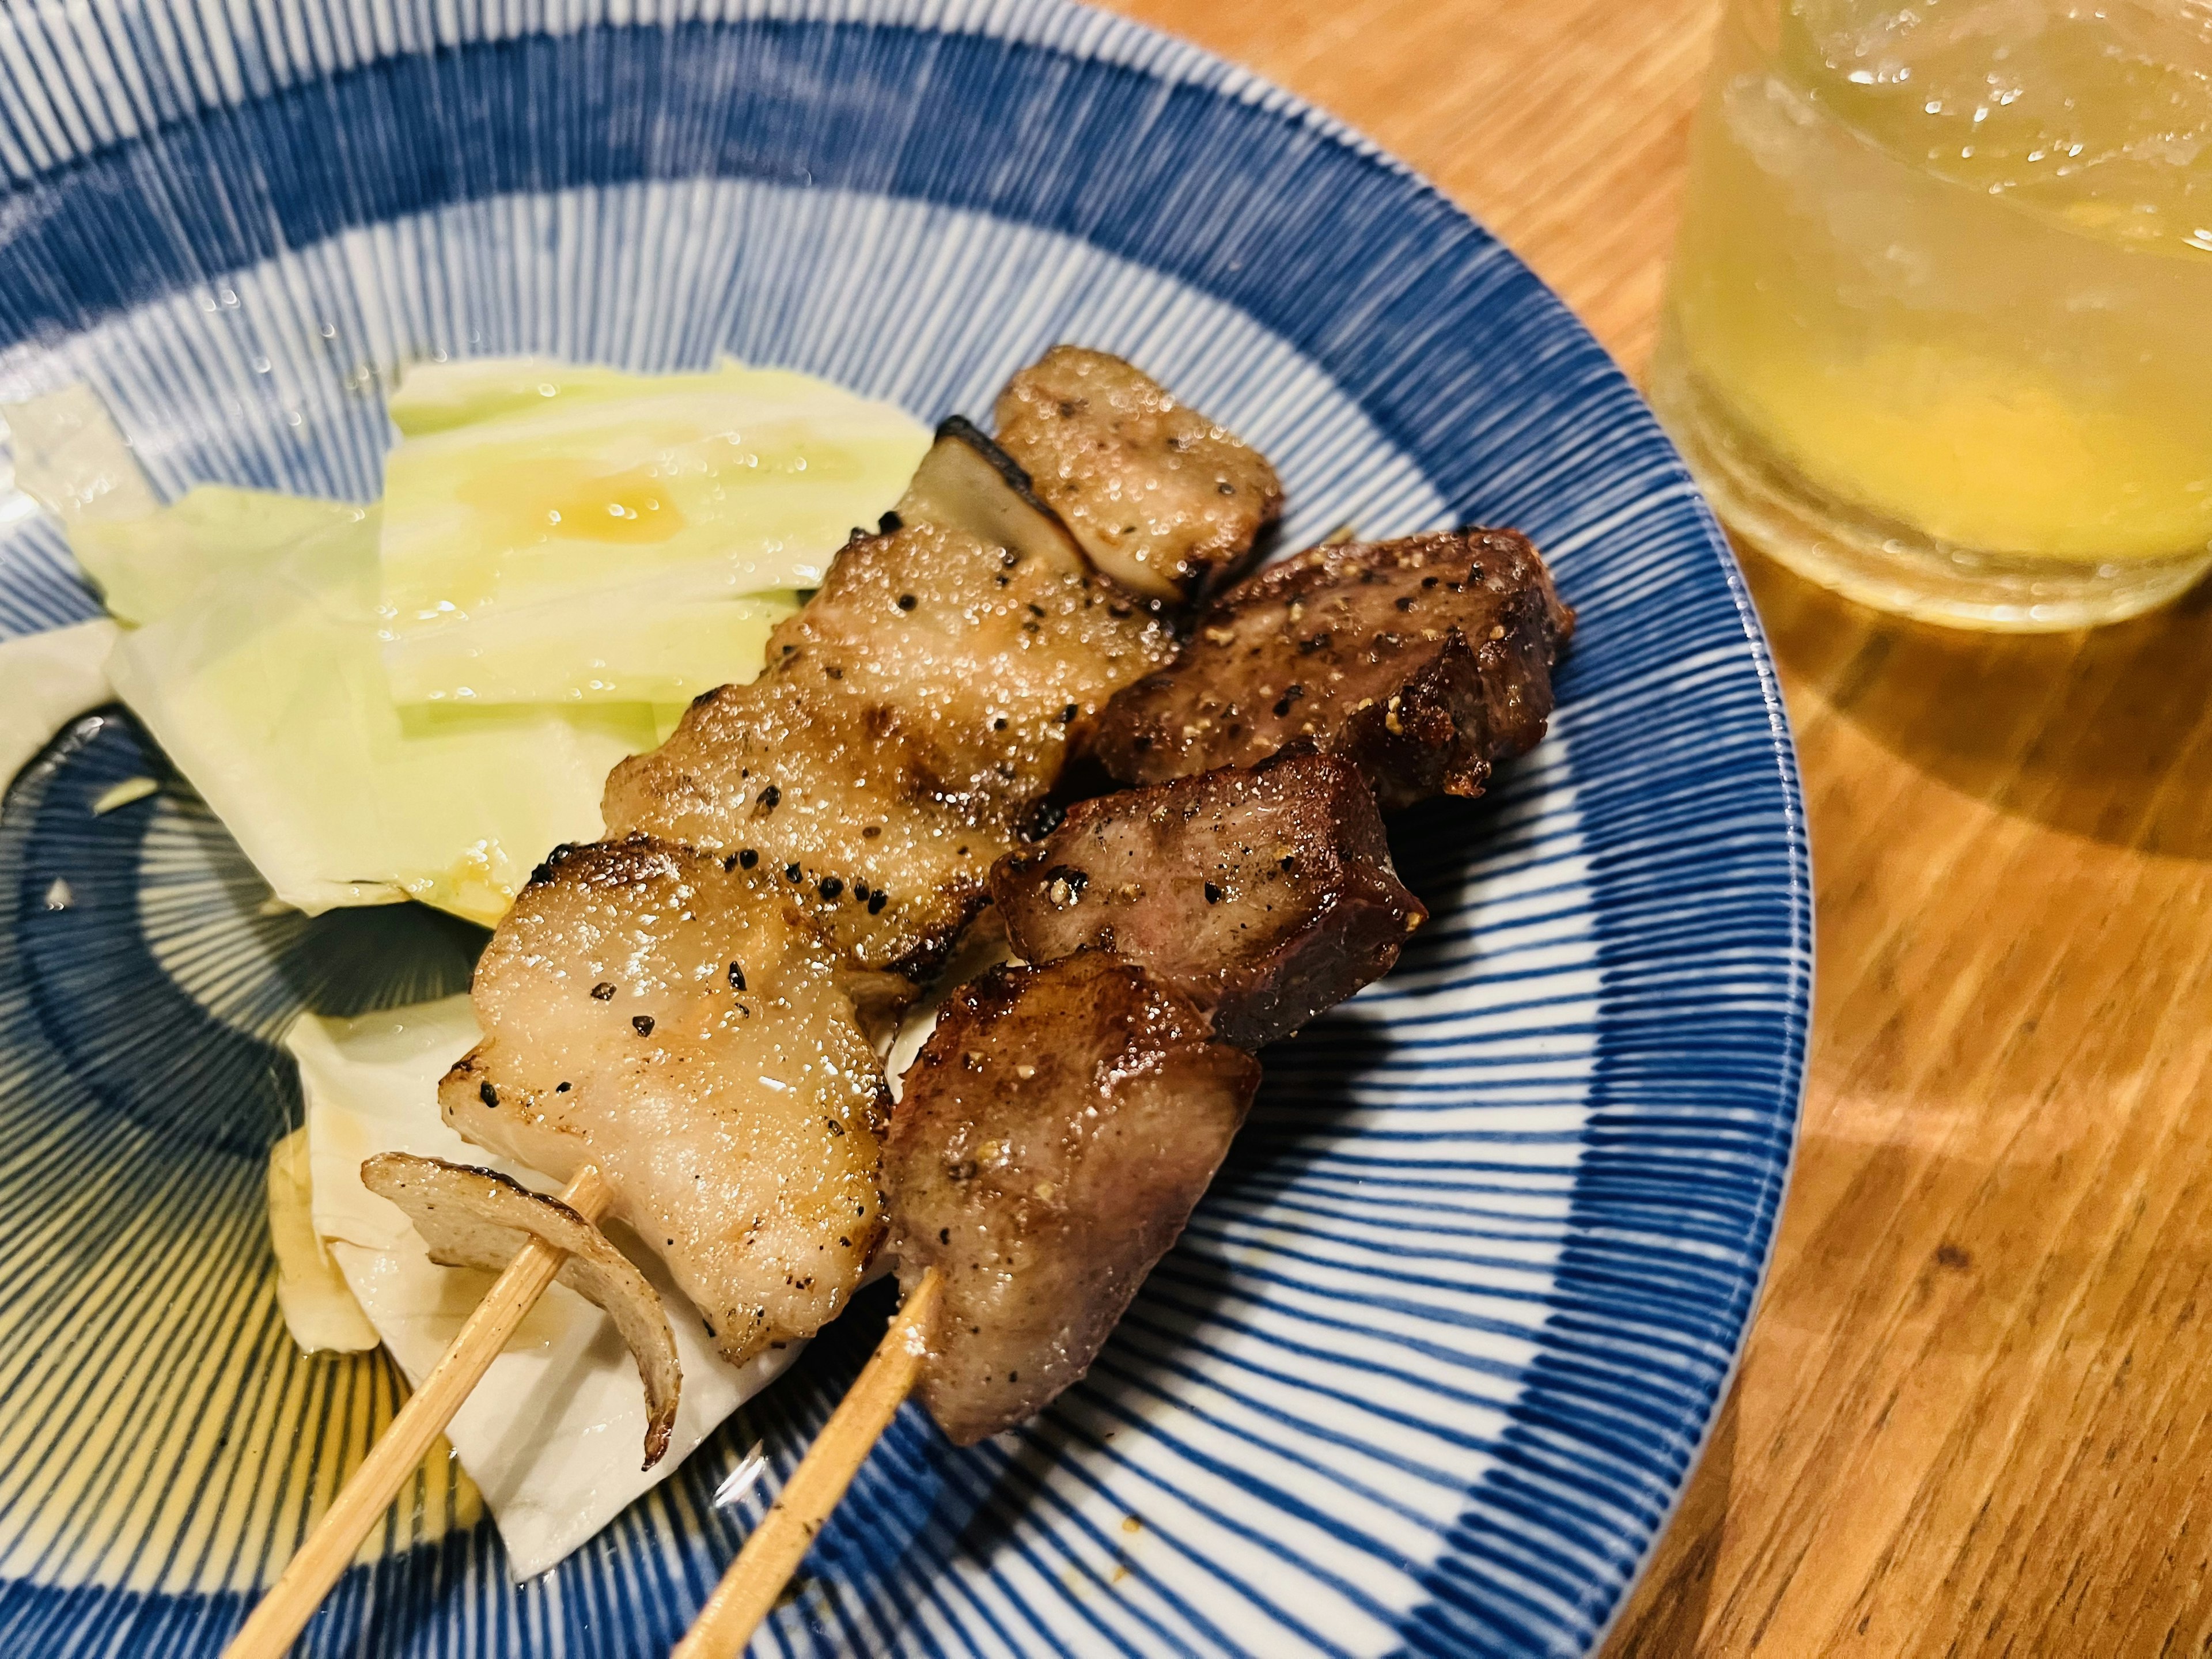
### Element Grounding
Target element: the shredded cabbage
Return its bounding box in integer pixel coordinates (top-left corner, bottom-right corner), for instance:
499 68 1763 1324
377 358 926 705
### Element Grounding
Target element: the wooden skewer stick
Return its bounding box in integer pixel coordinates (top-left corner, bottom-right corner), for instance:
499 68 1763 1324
224 1164 614 1659
672 1267 944 1658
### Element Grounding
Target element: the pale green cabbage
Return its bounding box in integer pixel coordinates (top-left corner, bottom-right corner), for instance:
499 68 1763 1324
103 503 657 922
7 360 914 926
74 488 367 626
377 358 926 706
6 391 652 924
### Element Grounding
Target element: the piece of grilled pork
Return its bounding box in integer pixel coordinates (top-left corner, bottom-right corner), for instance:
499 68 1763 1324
993 346 1282 605
441 837 888 1368
988 751 1425 1050
604 350 1278 986
601 422 1171 984
445 349 1277 1371
1093 528 1573 810
885 952 1260 1445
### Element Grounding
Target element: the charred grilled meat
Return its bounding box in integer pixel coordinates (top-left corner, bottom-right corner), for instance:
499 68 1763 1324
994 346 1282 605
989 752 1425 1050
1093 528 1573 810
886 952 1260 1445
601 420 1173 983
441 837 888 1368
440 347 1281 1378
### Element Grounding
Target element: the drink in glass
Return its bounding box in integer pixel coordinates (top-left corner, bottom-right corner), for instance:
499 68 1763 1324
1651 1 2212 629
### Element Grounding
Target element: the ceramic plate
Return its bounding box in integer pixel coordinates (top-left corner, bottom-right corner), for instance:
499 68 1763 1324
0 4 1810 1654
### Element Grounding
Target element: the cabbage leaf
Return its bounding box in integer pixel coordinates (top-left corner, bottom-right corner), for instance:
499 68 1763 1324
104 505 656 922
377 358 926 705
9 388 657 923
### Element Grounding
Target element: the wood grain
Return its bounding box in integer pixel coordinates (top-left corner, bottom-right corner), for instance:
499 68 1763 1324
1100 1 2212 1651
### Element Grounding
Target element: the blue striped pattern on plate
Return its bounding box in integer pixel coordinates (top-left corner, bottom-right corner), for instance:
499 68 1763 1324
0 3 1809 1654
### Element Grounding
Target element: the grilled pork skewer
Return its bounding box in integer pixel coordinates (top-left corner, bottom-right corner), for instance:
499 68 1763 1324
676 530 1573 1652
439 350 1279 1373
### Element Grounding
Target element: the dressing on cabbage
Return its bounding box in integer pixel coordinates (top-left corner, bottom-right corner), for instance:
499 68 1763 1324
377 358 926 705
6 361 920 926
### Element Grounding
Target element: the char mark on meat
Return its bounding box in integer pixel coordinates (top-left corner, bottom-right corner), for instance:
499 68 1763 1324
990 751 1425 1050
887 952 1259 1445
1092 528 1573 811
994 346 1282 607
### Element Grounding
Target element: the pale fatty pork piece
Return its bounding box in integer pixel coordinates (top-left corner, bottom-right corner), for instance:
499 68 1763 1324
602 421 1174 983
886 952 1260 1445
441 836 888 1368
988 752 1425 1050
994 345 1283 605
1092 528 1574 811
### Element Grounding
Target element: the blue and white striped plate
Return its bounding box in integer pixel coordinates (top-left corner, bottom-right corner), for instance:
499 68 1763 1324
0 3 1809 1654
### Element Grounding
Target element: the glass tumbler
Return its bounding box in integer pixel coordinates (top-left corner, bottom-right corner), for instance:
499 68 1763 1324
1649 1 2212 630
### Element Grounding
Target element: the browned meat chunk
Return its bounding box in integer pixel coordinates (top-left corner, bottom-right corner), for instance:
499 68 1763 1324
885 952 1260 1445
603 422 1173 981
995 346 1282 605
1092 529 1574 811
441 836 889 1367
988 752 1425 1050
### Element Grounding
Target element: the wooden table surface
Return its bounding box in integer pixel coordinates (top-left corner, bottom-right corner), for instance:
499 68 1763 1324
1103 0 2212 1651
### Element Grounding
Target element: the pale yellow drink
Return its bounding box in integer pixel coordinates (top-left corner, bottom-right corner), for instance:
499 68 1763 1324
1653 1 2212 627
